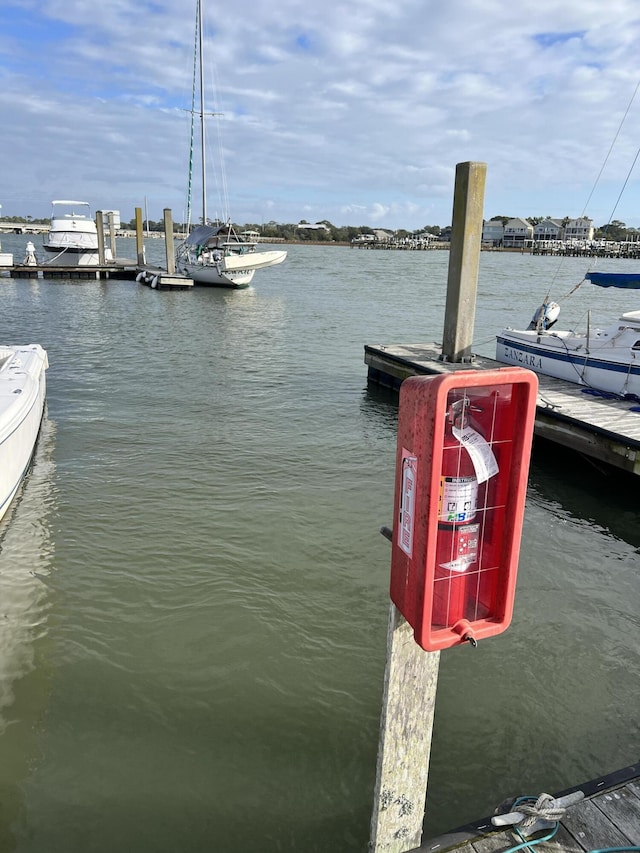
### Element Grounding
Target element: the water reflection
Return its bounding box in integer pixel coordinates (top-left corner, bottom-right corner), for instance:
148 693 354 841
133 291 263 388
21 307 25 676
0 413 56 849
528 437 640 549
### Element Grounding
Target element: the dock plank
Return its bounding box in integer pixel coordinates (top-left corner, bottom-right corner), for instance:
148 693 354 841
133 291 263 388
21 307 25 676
417 774 640 853
364 343 640 475
532 824 585 853
561 796 634 849
590 783 640 843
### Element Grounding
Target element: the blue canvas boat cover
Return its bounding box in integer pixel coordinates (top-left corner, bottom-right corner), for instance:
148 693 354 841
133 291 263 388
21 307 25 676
586 271 640 288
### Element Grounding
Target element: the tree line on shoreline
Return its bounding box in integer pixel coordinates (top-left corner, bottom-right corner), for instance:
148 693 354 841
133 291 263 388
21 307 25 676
1 214 635 243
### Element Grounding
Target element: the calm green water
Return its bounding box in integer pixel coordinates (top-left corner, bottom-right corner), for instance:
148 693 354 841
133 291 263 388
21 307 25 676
0 236 638 852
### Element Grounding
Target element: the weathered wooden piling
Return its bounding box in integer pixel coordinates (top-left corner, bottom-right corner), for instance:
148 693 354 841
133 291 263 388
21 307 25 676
96 210 106 265
441 161 486 363
135 207 146 266
369 162 488 853
163 208 175 274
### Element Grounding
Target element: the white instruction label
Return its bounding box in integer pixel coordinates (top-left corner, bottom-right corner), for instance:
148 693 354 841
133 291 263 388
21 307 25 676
439 475 478 523
452 424 499 484
398 451 417 557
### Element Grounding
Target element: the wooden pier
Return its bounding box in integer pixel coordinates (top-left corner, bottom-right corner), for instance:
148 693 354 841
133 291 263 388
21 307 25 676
365 343 640 477
1 263 139 280
417 762 640 853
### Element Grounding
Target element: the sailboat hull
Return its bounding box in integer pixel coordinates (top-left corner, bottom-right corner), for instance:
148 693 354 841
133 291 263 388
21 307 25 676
179 262 255 288
178 248 287 288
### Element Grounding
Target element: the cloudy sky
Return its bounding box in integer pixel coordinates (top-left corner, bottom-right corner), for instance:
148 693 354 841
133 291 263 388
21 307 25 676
2 0 640 230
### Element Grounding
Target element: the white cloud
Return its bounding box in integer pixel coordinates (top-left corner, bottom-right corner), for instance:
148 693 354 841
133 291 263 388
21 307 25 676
2 0 640 229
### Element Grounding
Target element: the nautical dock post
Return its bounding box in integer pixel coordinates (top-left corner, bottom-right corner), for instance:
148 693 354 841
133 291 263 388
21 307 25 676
441 161 487 362
135 207 146 266
107 211 117 260
163 208 176 274
369 162 488 853
96 210 106 265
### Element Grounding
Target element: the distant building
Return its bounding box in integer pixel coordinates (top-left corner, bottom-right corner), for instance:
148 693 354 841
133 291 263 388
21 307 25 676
533 219 564 241
296 222 330 232
564 217 594 242
372 229 393 242
482 220 504 246
503 218 533 248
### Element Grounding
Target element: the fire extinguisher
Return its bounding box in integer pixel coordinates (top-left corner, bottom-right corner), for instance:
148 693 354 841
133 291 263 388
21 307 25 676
433 396 482 629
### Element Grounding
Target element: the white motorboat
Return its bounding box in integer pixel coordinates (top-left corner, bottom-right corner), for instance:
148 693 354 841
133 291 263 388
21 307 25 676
0 345 49 522
43 200 111 266
176 223 286 287
496 271 640 398
175 0 287 288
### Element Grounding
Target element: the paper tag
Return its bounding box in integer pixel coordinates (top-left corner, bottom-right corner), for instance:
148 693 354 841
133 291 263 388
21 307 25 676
452 424 499 484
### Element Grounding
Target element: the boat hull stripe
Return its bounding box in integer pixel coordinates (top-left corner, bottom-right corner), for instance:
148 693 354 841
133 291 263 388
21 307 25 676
496 336 640 378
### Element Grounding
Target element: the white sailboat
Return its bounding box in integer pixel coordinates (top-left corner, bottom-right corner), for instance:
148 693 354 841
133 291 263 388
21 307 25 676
175 0 286 288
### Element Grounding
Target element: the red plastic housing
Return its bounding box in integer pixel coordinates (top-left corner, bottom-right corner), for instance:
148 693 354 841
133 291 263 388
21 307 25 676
390 367 538 651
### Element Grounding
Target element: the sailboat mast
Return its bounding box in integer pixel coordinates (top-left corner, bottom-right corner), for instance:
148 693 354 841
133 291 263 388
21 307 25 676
198 0 207 225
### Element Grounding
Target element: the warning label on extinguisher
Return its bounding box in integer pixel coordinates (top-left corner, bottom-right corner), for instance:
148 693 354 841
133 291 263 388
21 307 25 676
438 475 478 523
439 522 480 572
398 450 417 557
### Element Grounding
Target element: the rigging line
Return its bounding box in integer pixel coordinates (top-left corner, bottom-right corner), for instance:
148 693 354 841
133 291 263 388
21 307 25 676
208 52 231 223
198 7 230 224
603 144 640 228
579 76 640 219
543 76 640 299
185 1 200 233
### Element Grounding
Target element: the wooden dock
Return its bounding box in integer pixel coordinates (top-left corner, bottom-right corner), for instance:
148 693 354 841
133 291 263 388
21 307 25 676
365 343 640 477
0 262 193 289
417 762 640 853
1 262 139 280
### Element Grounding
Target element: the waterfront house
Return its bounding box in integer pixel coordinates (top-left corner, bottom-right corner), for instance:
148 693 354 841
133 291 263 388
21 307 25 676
533 219 564 241
503 218 533 248
564 217 594 242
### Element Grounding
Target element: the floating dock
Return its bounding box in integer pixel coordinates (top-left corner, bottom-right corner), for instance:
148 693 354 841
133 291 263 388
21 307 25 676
0 262 193 289
365 343 640 477
1 263 139 280
418 762 640 853
135 266 193 289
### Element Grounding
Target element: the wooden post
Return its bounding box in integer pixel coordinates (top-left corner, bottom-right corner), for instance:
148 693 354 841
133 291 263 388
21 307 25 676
135 207 145 266
108 212 117 261
163 208 175 274
369 604 441 853
441 161 487 362
96 211 105 265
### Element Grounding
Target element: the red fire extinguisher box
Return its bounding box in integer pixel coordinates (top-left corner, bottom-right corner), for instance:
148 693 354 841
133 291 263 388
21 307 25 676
390 367 538 651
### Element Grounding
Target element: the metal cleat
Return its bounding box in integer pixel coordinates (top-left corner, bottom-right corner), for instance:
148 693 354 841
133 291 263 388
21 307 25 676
492 790 585 836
